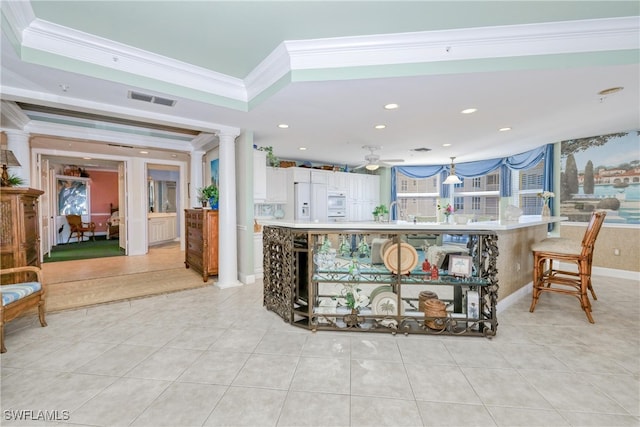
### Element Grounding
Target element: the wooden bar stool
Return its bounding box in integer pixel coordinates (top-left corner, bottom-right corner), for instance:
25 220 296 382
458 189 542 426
529 210 606 323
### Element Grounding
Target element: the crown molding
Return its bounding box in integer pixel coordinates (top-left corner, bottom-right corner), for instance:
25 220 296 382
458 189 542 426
1 85 231 135
0 1 35 44
21 18 248 102
0 101 30 129
4 0 639 110
25 119 193 152
283 17 640 71
246 17 639 102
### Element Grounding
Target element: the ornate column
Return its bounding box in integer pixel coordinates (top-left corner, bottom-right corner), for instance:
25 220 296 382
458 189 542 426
217 131 242 289
4 130 30 187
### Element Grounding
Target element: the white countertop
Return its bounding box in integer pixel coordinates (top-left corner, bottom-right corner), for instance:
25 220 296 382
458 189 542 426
259 215 566 231
148 212 177 218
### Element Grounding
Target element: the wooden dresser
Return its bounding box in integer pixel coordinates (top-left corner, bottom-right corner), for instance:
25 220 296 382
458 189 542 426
1 188 44 283
184 209 219 281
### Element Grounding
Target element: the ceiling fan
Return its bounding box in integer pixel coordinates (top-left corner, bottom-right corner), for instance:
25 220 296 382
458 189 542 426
354 145 404 171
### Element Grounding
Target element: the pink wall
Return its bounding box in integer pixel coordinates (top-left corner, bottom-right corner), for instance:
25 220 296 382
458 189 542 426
89 170 118 233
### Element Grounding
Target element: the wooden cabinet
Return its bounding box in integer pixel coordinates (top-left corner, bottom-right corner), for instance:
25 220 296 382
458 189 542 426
1 188 44 283
184 209 218 282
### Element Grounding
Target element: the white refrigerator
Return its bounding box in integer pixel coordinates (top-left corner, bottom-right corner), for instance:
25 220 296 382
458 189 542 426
294 182 328 222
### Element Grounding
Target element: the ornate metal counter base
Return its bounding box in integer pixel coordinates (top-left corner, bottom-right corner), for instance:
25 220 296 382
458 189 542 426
263 225 499 338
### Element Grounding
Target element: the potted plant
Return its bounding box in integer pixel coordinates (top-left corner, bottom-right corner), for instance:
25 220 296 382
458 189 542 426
0 173 25 187
372 204 389 222
197 185 219 209
257 146 279 167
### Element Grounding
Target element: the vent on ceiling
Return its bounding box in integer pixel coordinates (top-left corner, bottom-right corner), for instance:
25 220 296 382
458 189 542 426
128 91 176 107
412 147 432 152
108 143 135 149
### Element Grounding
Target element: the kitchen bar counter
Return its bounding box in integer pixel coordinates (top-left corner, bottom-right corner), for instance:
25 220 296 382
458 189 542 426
259 215 565 231
262 216 565 336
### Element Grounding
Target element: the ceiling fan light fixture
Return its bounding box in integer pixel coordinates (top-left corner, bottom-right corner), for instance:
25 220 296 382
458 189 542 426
365 163 380 171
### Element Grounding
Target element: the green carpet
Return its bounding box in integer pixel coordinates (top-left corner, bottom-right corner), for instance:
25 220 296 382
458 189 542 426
44 238 125 263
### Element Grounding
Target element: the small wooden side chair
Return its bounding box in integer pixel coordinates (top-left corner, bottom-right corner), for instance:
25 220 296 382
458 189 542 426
529 210 606 323
66 214 96 243
1 266 47 353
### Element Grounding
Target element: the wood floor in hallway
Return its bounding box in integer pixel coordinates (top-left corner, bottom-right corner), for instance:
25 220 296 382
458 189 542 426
41 242 213 311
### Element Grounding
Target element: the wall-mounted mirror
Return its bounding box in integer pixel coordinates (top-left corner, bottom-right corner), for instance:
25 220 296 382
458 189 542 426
148 179 177 213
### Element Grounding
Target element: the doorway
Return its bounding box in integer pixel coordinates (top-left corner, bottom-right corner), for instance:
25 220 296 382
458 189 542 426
39 154 127 261
147 164 180 247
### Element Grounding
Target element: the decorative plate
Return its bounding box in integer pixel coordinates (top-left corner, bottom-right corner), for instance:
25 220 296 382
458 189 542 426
371 291 405 316
383 242 419 274
380 239 394 262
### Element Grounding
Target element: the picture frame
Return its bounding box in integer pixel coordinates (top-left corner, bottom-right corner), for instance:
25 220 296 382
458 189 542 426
448 255 472 278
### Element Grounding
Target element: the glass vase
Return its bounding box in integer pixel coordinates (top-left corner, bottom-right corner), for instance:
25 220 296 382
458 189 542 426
541 204 551 218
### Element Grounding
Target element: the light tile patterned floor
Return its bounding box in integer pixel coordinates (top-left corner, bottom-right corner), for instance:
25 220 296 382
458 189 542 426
1 263 638 426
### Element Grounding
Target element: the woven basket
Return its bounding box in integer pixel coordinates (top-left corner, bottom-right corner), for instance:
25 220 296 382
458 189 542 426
424 298 447 330
279 160 296 168
418 290 438 313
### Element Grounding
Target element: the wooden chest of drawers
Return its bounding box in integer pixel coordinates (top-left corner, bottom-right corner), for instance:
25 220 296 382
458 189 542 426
184 209 218 281
1 188 44 284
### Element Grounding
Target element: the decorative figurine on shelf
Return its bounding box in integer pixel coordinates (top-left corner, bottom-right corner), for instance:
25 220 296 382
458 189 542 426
422 258 431 273
431 264 439 280
339 235 351 257
357 235 370 258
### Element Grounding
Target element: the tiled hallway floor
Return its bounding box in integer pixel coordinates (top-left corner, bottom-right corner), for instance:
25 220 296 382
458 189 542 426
1 274 639 426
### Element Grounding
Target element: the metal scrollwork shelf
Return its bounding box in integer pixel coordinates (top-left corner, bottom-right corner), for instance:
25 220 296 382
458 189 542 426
263 226 499 338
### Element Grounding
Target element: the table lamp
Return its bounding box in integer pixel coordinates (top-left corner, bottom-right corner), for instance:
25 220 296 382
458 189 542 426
1 149 21 187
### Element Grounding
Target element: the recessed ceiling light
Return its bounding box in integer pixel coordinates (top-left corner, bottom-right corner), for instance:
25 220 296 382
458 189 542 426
82 157 92 160
499 127 512 132
598 87 623 96
299 147 307 151
277 124 289 129
139 150 149 154
442 143 452 147
461 108 477 114
384 103 399 110
171 154 177 158
374 124 386 129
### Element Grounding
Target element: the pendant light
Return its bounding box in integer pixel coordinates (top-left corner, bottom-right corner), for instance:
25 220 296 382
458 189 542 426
443 156 462 184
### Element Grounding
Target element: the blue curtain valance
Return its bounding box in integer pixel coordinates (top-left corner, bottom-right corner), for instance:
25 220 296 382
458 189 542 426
391 144 552 204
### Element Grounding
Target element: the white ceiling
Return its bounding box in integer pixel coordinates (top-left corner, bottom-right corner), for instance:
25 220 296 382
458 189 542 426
1 1 639 169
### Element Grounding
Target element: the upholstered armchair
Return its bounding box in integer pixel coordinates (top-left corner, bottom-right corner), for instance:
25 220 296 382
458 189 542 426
1 266 47 353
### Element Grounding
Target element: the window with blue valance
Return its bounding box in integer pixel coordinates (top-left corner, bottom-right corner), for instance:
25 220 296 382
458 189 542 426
391 143 554 211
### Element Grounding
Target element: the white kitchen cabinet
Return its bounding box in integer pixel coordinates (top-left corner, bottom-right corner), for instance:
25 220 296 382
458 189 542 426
310 170 328 184
266 167 288 203
346 173 380 221
328 171 349 191
290 167 310 183
254 150 267 201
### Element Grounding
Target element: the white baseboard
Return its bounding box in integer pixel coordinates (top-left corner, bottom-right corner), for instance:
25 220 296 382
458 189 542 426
238 273 256 285
590 266 640 281
497 282 532 314
497 266 639 314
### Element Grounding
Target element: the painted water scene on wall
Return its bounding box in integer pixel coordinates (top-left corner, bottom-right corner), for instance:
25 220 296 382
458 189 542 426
560 131 640 224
